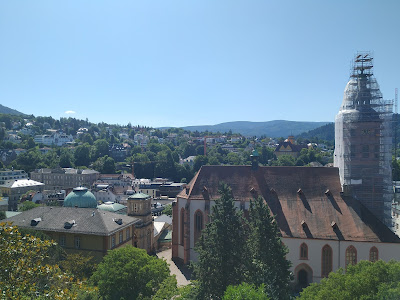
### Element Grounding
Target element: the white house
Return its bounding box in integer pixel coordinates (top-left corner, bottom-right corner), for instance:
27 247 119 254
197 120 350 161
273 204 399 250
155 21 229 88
172 165 400 290
34 133 74 146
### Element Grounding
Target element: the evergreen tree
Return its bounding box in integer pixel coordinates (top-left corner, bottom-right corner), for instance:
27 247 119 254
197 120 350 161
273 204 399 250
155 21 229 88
246 196 292 299
193 183 247 299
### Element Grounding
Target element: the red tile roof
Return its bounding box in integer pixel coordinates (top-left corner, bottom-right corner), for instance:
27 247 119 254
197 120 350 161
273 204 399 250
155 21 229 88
178 165 399 243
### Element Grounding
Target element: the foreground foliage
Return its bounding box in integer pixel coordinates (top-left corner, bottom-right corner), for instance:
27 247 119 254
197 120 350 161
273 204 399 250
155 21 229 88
90 246 172 300
0 222 85 299
223 283 270 300
298 260 400 300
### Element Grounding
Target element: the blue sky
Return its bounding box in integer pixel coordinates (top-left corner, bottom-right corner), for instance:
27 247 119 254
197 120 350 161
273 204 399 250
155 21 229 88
0 1 399 127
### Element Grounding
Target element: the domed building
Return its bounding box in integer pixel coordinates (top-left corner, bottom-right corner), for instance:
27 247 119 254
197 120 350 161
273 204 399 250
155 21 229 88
63 187 97 208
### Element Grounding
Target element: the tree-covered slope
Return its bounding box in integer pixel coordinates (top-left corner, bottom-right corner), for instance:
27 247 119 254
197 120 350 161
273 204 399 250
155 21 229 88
181 120 330 137
0 104 24 116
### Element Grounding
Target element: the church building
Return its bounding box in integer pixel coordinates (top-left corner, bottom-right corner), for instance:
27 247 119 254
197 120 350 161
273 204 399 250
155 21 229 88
172 161 400 288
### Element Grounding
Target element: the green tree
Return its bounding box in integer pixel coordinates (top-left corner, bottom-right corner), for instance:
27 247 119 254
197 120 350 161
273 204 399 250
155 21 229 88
0 222 82 299
0 211 5 220
59 253 97 280
193 184 247 300
59 148 74 168
246 197 292 299
81 133 94 145
299 260 400 300
270 155 295 166
93 139 109 160
194 155 208 172
223 283 270 300
163 204 172 216
90 246 171 300
151 275 179 300
18 201 39 211
74 144 91 167
103 156 116 174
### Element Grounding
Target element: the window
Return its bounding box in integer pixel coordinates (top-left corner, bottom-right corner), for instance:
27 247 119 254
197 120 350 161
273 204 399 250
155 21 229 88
126 227 130 240
111 235 116 248
74 236 80 249
119 231 123 244
59 235 66 247
369 247 378 262
194 210 204 244
180 208 185 245
345 246 357 269
300 243 308 260
321 245 333 277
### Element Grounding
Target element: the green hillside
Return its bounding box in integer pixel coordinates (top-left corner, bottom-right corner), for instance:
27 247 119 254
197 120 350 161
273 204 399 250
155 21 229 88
181 120 330 137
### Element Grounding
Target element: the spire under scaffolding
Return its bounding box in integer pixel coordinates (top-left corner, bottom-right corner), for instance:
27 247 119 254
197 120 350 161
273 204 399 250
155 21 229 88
334 52 393 226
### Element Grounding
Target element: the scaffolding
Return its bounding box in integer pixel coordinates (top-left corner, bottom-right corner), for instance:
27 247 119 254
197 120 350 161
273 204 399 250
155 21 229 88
334 52 393 226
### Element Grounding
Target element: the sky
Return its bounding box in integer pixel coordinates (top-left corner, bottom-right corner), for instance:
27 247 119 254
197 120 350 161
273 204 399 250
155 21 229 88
0 1 399 128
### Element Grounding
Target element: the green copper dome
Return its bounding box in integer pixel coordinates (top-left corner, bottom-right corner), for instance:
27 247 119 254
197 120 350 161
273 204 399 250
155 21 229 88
128 192 150 200
251 149 259 157
63 187 97 208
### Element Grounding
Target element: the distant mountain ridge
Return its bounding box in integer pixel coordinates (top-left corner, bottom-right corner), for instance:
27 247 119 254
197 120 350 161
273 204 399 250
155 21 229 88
179 120 331 137
0 104 24 116
297 123 335 141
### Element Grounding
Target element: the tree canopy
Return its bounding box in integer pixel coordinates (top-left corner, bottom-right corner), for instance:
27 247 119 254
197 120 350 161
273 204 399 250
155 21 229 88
194 184 248 299
0 222 82 299
193 185 292 300
299 260 400 300
90 245 172 300
246 196 292 299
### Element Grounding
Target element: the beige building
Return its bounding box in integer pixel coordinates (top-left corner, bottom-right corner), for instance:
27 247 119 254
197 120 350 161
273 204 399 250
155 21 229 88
127 192 154 253
6 206 139 260
30 168 99 190
0 179 44 211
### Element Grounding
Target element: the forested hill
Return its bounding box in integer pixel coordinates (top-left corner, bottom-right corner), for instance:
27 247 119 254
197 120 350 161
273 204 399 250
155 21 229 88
0 104 24 116
180 120 330 137
297 123 335 142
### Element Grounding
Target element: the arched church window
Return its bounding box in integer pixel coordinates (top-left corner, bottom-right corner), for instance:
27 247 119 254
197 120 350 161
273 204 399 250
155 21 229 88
300 243 308 260
321 244 332 277
369 246 378 262
180 208 185 246
194 210 204 244
345 245 357 269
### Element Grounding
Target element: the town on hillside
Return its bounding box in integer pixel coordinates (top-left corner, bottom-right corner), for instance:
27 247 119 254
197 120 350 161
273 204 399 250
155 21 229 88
2 53 400 299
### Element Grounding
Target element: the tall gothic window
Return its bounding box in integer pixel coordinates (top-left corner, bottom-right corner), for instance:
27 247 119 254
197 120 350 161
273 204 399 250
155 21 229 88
180 208 185 246
369 247 378 262
321 244 333 277
345 246 357 269
300 243 308 260
194 210 204 244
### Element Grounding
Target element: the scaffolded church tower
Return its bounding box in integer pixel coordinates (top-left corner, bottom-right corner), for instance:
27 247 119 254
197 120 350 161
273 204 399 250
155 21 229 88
334 53 393 226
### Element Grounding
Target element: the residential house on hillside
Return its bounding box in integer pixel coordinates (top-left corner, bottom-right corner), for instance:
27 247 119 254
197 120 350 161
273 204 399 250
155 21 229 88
274 136 308 158
34 132 74 146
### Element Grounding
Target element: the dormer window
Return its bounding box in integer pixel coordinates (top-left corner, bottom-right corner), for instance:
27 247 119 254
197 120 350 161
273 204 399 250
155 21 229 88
30 218 41 226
